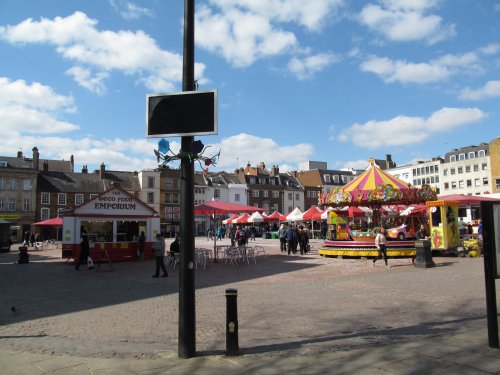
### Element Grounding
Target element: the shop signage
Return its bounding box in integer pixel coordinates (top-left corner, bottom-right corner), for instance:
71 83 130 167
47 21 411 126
76 188 155 216
0 214 20 220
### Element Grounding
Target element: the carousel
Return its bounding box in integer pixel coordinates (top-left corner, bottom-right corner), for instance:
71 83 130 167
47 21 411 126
317 159 437 258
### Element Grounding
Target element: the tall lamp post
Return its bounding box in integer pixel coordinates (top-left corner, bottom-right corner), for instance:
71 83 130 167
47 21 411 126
179 0 196 359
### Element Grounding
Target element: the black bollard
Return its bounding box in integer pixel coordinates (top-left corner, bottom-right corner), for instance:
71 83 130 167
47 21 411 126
225 288 239 356
18 246 29 264
414 239 434 268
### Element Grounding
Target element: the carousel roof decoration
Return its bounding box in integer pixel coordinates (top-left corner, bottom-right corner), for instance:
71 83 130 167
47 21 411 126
154 139 221 174
319 159 437 207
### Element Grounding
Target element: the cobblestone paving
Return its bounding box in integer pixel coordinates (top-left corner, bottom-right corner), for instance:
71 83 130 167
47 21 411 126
1 238 499 374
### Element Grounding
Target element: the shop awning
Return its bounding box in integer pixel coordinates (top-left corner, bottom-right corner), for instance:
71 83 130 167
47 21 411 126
263 211 282 222
248 212 265 223
302 206 323 220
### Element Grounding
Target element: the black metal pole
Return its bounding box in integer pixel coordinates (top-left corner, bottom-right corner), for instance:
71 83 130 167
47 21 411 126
178 0 196 359
225 288 239 355
481 202 499 348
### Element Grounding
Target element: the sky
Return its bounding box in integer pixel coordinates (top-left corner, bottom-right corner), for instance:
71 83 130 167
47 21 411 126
0 0 499 174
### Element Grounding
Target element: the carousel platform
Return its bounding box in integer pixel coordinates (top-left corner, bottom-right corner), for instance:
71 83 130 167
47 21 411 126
319 239 416 258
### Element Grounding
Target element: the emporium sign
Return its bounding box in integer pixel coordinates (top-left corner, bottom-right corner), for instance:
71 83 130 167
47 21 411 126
76 189 153 216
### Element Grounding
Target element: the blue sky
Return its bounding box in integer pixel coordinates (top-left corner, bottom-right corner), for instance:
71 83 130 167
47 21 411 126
0 0 499 173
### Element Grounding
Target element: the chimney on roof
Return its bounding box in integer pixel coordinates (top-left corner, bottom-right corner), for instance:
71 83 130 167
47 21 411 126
42 160 48 172
82 165 88 174
258 162 265 170
17 150 23 158
271 165 279 176
32 147 39 170
70 155 74 172
100 163 106 179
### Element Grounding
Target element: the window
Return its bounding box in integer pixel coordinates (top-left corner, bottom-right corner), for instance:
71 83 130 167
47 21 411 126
272 190 280 198
172 206 180 219
165 193 171 203
249 177 256 184
435 176 439 183
450 168 455 175
468 151 475 159
475 178 480 187
478 150 486 157
173 179 179 189
458 153 465 161
164 178 172 188
310 191 317 198
458 167 463 174
235 193 240 202
75 194 83 206
41 208 50 221
458 181 464 188
295 193 300 201
288 192 292 200
8 197 15 211
483 177 489 186
0 161 6 167
0 197 3 209
413 180 417 186
482 163 488 170
443 169 448 176
147 176 155 188
41 192 50 204
251 190 259 197
430 176 435 183
23 179 32 190
467 180 472 187
435 165 439 173
263 190 269 198
57 208 64 217
90 194 99 200
9 179 16 190
147 192 154 204
263 203 269 210
324 174 331 183
465 165 471 173
270 179 275 185
214 189 220 198
0 178 4 190
473 164 479 172
451 182 457 189
172 193 179 203
333 175 339 184
450 155 456 162
22 198 30 211
425 166 430 174
341 175 347 183
496 178 500 190
259 178 266 184
57 193 67 205
429 166 434 173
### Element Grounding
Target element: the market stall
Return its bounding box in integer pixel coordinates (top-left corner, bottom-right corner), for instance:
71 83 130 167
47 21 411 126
61 186 160 262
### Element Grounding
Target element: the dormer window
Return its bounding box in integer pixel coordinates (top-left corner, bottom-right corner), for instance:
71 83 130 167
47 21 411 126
0 161 7 167
450 155 456 162
259 178 266 184
468 151 475 159
458 153 465 161
478 150 486 157
324 175 331 183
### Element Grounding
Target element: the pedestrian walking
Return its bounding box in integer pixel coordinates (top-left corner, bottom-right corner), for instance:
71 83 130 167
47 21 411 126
286 224 296 255
75 234 90 270
279 224 287 253
373 227 389 267
23 231 30 247
138 231 145 261
152 233 168 278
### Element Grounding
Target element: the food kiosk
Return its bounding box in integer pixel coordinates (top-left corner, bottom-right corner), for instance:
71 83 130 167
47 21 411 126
329 210 349 240
61 186 160 262
426 200 460 253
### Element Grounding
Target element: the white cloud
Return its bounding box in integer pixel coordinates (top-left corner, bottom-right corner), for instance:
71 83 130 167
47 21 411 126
358 0 455 44
459 80 500 101
109 0 154 21
360 49 484 84
0 12 205 93
339 107 486 149
66 66 109 95
195 0 344 67
211 133 314 171
288 53 338 80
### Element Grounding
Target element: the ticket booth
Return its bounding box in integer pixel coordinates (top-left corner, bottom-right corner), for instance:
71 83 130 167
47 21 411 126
329 211 349 240
61 186 161 262
426 200 460 253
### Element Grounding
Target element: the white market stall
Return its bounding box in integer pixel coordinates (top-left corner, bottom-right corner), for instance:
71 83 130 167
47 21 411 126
61 186 160 262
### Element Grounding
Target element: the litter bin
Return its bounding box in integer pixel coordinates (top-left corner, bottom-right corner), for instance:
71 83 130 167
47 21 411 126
414 239 434 268
18 246 29 264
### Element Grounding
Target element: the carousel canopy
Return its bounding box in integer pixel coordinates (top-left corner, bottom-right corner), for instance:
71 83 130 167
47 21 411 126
319 159 437 207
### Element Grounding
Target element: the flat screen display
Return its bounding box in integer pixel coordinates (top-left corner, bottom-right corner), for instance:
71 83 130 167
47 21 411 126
146 90 217 137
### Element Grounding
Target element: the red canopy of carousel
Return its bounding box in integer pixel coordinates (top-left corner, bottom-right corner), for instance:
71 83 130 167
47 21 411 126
33 217 63 226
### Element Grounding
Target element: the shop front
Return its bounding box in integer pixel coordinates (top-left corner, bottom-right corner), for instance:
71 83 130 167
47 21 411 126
61 186 160 261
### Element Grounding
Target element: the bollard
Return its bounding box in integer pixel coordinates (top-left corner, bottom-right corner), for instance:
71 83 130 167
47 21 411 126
414 239 434 268
18 246 29 264
225 288 239 356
